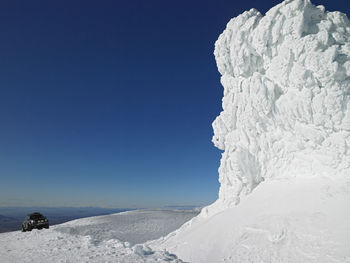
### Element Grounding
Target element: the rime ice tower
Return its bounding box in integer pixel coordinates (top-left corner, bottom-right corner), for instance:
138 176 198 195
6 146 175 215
153 1 350 262
211 0 350 208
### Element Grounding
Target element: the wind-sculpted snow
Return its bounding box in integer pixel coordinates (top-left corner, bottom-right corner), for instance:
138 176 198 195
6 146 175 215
210 0 350 208
152 1 350 262
55 210 197 245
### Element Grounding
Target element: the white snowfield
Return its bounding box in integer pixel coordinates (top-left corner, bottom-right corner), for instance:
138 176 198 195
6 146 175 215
0 210 198 263
152 177 350 263
152 0 350 262
1 0 350 262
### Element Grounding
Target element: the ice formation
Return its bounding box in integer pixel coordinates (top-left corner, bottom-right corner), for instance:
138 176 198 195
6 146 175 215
211 0 350 207
152 2 350 262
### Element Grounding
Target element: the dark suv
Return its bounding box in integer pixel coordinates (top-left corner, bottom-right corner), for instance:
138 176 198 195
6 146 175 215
22 212 49 232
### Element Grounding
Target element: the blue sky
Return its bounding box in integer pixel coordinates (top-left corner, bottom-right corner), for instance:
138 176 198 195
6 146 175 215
1 0 349 208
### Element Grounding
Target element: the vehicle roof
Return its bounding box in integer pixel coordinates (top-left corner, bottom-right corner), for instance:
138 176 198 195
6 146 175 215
27 212 43 216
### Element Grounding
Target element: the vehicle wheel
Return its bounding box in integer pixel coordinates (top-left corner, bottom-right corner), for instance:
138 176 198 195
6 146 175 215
45 226 49 229
22 225 26 232
27 226 32 231
38 227 42 230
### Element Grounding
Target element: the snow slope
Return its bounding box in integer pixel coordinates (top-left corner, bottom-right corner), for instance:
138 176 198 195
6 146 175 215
0 210 198 263
151 0 350 262
152 177 350 262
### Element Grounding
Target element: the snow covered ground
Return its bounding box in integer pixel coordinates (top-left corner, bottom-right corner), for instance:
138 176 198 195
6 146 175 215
151 176 350 262
0 210 198 262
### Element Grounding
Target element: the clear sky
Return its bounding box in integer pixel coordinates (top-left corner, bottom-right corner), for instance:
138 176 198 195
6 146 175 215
1 0 349 208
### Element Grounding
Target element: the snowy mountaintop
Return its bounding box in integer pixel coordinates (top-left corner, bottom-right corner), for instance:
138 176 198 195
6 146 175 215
0 209 198 262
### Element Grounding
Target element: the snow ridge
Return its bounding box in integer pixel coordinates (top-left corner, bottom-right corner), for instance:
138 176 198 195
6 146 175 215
211 0 350 208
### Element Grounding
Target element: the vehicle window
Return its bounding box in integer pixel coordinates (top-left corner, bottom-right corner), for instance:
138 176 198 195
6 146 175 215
30 214 44 220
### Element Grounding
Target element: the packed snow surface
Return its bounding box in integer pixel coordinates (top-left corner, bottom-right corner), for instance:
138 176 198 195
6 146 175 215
0 210 198 262
153 177 350 262
153 0 350 262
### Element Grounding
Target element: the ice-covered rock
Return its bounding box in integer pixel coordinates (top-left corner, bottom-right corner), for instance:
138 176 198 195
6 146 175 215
211 0 350 208
151 4 350 262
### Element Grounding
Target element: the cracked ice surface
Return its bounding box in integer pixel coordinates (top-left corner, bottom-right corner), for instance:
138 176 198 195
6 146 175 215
211 0 350 208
